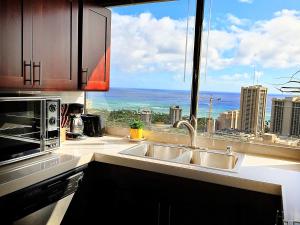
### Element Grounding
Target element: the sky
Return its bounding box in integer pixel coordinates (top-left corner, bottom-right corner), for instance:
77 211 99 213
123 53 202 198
109 0 300 94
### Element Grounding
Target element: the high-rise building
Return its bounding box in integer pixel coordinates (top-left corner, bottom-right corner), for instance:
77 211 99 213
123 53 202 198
217 110 239 130
270 97 300 136
239 85 268 135
207 119 216 134
169 106 182 125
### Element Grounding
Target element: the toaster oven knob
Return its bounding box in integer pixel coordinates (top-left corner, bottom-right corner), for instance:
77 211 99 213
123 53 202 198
49 104 57 112
49 117 56 125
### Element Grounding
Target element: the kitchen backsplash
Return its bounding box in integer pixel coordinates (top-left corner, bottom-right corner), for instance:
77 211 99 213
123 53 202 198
41 92 85 104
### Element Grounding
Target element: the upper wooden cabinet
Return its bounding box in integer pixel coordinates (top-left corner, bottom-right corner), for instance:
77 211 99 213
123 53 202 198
30 0 79 90
95 0 169 7
0 0 24 89
0 0 111 91
0 0 172 92
80 3 111 91
0 0 78 90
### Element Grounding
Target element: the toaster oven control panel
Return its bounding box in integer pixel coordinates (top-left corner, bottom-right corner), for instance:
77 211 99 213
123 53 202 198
45 99 60 150
47 101 59 132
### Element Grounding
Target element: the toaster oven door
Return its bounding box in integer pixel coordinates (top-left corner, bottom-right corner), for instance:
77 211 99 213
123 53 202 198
0 99 45 165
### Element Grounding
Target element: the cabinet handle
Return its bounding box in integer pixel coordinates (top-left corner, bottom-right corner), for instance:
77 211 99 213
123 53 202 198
157 202 161 225
24 60 32 85
275 210 283 225
33 61 42 85
168 205 171 225
81 68 89 85
81 68 88 85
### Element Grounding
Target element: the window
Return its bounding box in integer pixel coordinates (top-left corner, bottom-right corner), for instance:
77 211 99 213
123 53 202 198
86 0 196 133
86 0 300 150
201 0 300 148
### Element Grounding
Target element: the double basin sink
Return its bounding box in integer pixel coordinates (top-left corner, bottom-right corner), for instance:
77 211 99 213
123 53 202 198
119 142 244 172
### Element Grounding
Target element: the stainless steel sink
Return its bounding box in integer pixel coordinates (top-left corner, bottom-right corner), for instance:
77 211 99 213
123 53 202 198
186 150 240 170
119 143 189 161
119 142 243 172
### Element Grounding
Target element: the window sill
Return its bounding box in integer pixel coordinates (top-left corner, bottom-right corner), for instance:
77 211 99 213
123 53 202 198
106 126 300 161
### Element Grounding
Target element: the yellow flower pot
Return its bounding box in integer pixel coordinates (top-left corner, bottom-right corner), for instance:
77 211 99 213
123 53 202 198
130 128 143 139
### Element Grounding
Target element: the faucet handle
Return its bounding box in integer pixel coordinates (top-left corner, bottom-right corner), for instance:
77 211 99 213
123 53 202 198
226 146 233 155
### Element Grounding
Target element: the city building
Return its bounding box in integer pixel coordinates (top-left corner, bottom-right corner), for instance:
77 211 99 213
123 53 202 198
262 133 277 144
239 85 268 135
169 105 182 125
207 118 216 134
141 109 152 126
216 110 239 130
270 97 300 136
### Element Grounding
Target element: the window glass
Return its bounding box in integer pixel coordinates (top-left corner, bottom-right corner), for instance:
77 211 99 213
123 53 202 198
200 0 300 148
86 0 196 132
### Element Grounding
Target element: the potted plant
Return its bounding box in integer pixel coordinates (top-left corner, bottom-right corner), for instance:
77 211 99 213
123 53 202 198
129 120 144 139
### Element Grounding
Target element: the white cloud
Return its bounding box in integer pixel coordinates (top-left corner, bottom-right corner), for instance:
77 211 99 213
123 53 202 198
200 73 250 93
255 70 263 79
274 9 300 17
111 9 300 76
232 9 300 69
220 73 250 81
201 29 236 70
227 13 249 26
111 12 195 75
238 0 253 3
202 9 300 70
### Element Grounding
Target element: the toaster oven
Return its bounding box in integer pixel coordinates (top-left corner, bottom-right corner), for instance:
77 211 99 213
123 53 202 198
0 96 60 165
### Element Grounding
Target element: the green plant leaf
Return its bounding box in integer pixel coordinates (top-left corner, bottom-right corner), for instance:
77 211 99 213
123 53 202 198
129 120 145 129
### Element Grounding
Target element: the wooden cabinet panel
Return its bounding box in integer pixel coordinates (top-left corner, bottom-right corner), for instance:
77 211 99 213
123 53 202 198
23 0 33 88
0 0 78 91
64 162 282 225
81 4 111 91
114 189 160 225
0 0 24 89
1 0 110 91
32 0 78 90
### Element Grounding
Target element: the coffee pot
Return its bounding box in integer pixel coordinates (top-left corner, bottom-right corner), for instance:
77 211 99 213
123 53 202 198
69 114 84 135
67 103 84 139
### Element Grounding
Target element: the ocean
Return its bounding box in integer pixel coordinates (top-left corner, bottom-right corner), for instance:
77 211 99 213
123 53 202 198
87 87 289 120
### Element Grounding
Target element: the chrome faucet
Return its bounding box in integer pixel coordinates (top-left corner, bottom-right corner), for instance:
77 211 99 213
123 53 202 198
173 116 197 149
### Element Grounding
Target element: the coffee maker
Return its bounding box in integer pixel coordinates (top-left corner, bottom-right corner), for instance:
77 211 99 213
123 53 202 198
66 103 85 140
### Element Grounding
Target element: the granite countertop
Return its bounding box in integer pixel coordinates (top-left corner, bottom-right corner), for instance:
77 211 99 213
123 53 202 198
0 136 299 223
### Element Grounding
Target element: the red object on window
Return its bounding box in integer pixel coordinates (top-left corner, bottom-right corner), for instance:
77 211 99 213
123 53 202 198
84 47 110 91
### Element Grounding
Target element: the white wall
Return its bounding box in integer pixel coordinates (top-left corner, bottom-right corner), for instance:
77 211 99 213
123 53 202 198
41 92 85 104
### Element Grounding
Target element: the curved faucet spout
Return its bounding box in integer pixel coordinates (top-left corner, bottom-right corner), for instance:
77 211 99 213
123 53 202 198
173 118 197 149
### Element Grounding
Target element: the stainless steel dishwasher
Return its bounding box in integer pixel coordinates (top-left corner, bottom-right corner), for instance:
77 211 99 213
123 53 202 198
0 165 87 225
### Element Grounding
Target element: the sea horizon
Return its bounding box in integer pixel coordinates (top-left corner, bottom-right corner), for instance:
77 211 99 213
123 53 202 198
87 87 292 120
108 86 289 95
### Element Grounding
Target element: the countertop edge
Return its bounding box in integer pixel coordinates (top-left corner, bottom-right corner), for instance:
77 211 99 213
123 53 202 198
1 136 300 222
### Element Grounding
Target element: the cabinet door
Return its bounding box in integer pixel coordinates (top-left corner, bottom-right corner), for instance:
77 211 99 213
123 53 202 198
81 4 111 91
62 162 160 225
168 198 239 225
168 183 280 225
113 189 160 225
32 0 78 90
0 0 25 89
